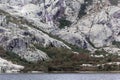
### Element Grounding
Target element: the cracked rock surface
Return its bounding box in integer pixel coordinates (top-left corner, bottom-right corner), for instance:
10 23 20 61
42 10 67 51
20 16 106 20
0 0 120 71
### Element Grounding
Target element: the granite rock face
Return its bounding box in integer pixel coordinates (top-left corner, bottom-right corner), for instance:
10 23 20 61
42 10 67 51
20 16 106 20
0 11 70 62
0 0 120 65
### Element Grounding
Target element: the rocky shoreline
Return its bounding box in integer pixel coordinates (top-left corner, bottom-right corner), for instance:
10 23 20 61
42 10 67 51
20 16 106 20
2 71 120 74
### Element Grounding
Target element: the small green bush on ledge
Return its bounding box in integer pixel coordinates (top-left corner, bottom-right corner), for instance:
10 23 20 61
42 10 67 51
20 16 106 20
112 41 120 48
58 18 71 29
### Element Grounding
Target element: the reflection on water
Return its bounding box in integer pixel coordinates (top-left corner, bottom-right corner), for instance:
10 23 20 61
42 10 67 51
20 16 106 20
0 73 120 80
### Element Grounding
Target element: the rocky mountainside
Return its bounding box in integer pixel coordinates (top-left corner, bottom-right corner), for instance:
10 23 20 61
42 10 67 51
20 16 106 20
0 0 120 72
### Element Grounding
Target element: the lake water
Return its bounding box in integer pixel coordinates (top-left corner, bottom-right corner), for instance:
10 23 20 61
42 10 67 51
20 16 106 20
0 73 120 80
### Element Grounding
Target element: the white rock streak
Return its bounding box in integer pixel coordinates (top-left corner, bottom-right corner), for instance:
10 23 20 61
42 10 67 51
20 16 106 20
0 57 24 73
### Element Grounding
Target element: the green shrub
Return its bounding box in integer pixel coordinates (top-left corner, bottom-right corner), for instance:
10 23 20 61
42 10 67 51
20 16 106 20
78 0 93 18
59 18 71 29
109 0 118 5
112 41 120 48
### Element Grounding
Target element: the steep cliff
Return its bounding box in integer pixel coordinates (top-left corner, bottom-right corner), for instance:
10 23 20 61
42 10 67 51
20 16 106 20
0 0 120 72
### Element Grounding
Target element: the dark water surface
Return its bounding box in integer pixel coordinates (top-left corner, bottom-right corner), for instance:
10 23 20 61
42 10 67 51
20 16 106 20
0 73 120 80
